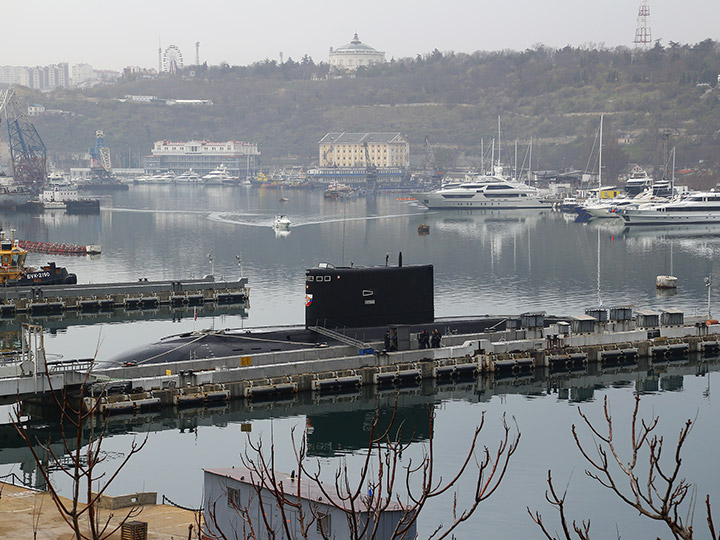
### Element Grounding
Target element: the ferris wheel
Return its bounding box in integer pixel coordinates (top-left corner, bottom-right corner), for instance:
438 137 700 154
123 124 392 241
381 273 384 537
163 45 183 73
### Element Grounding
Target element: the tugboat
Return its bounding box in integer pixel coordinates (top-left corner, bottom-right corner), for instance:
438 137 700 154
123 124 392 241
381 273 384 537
0 230 77 286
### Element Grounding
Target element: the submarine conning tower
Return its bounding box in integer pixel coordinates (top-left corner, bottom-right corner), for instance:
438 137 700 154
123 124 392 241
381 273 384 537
305 261 434 328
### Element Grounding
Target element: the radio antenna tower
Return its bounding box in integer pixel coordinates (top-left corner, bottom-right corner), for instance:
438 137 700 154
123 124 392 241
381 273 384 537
196 42 200 65
633 0 652 48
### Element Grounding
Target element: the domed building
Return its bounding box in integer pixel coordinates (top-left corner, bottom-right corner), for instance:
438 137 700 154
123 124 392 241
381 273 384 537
329 33 385 70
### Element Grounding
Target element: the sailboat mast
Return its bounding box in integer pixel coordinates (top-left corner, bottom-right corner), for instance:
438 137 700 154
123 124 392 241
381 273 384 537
529 136 533 183
490 139 495 173
480 138 484 175
598 114 603 191
497 116 502 168
671 146 676 190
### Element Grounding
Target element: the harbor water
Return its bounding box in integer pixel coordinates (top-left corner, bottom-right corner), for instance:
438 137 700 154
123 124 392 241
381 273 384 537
1 185 719 538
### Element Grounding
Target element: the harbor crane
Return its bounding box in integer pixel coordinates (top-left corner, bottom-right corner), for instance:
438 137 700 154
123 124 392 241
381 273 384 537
89 130 112 175
362 141 378 193
424 136 443 183
321 145 334 167
0 87 47 190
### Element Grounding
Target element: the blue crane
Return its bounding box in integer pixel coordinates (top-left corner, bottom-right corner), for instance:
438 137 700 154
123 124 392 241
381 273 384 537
0 88 47 190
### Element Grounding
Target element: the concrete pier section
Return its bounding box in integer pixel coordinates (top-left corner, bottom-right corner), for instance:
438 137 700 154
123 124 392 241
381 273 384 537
77 308 720 412
0 275 249 316
3 305 719 410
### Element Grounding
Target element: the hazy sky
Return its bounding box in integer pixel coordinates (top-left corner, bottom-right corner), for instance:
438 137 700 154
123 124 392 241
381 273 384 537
4 0 718 71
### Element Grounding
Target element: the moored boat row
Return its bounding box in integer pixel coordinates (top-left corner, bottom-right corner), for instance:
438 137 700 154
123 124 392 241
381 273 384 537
620 191 720 225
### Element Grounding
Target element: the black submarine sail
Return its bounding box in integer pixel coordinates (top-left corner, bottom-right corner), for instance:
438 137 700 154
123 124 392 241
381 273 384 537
305 255 434 328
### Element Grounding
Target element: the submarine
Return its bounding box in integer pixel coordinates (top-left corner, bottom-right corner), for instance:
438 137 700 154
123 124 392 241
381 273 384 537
103 256 505 367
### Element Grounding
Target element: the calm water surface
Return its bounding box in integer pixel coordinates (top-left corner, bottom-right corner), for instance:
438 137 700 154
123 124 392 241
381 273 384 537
1 186 719 538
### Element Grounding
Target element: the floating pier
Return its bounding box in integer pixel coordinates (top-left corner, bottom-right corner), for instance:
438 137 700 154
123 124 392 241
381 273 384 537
0 276 249 317
3 300 720 412
37 306 720 412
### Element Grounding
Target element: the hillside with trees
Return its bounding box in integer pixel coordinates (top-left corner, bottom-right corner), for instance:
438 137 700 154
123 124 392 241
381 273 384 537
12 39 720 182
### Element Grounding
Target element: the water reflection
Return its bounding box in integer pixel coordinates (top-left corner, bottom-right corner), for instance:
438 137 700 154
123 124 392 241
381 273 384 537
430 209 545 239
3 354 716 479
621 222 720 240
0 304 248 335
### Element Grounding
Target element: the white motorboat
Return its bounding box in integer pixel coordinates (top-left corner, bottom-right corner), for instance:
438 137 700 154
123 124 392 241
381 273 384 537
175 169 202 183
411 171 549 210
202 164 237 185
134 171 176 184
621 191 720 225
656 275 678 289
580 191 666 219
272 215 291 230
143 171 175 184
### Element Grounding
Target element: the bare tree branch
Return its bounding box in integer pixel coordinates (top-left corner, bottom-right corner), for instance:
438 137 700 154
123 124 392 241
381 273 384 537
212 393 519 539
530 394 716 540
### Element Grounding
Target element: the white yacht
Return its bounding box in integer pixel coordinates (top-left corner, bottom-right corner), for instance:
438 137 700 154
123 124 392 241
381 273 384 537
135 171 175 184
175 169 202 183
412 171 549 210
621 191 720 225
202 164 237 185
149 171 176 184
580 190 666 219
624 166 653 196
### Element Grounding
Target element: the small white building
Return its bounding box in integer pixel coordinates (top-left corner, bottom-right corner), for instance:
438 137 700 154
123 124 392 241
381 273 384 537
329 33 385 71
27 104 46 116
203 467 416 540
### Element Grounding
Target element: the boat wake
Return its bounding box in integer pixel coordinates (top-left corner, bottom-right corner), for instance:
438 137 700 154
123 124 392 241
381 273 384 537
107 208 424 228
107 207 212 215
209 212 421 228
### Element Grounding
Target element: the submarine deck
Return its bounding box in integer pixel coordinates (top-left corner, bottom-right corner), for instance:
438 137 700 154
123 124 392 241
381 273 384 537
102 316 517 366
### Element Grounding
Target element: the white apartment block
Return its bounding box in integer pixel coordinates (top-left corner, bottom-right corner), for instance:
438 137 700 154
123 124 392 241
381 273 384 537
0 62 117 90
0 63 69 90
72 63 95 85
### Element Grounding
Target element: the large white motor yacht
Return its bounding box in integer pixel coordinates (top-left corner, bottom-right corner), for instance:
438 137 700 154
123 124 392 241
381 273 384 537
621 191 720 225
412 171 549 210
202 165 237 185
175 169 202 183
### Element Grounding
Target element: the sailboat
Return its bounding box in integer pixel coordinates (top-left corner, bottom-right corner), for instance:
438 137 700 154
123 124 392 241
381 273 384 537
578 115 630 219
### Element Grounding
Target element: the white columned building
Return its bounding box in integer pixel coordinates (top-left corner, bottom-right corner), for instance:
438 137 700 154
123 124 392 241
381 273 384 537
329 33 385 71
